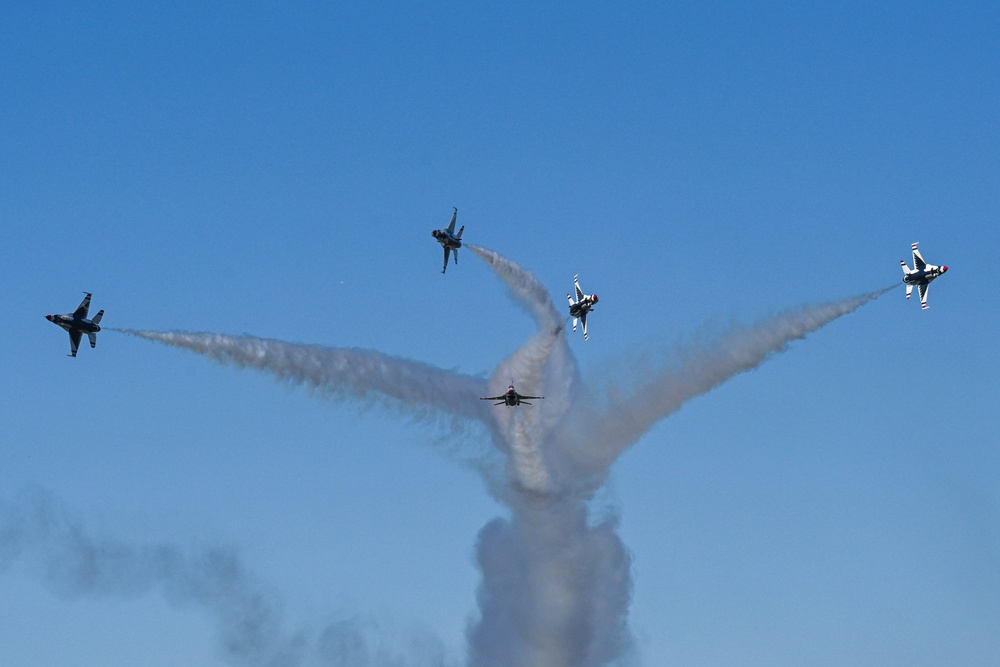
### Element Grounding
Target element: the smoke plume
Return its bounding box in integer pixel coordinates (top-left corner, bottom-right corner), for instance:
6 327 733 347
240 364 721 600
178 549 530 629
0 488 455 666
83 250 889 665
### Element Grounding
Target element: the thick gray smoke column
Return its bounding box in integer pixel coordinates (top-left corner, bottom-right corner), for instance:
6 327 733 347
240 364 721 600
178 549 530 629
111 249 889 667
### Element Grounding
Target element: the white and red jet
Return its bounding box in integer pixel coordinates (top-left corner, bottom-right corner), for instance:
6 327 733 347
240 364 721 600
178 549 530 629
567 274 598 340
900 242 948 309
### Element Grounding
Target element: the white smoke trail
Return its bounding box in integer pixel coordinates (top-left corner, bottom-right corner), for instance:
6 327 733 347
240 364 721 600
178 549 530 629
467 244 579 436
465 245 562 333
101 250 891 667
113 331 491 427
556 285 898 483
486 328 560 495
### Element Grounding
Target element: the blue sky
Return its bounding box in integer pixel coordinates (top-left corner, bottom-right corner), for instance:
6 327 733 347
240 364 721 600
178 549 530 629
2 2 998 665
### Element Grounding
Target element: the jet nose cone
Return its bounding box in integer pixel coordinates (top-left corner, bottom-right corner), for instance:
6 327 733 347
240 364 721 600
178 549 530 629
942 266 948 272
45 314 52 321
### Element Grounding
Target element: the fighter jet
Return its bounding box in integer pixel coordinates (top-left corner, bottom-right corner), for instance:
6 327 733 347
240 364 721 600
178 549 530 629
566 274 598 340
46 292 104 357
900 242 948 309
480 384 544 407
431 207 464 274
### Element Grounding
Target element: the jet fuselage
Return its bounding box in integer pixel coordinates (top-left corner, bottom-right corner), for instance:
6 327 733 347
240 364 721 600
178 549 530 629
902 265 947 286
45 313 101 334
432 229 462 251
568 299 596 318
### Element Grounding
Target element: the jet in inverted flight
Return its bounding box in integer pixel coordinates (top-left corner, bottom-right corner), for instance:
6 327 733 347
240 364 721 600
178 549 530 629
900 242 948 309
567 274 598 340
46 292 104 357
431 207 464 274
481 384 544 407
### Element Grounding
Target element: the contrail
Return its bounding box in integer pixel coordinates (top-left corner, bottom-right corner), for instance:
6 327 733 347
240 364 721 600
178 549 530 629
467 244 579 432
556 284 898 482
96 252 891 666
466 245 562 333
112 330 491 426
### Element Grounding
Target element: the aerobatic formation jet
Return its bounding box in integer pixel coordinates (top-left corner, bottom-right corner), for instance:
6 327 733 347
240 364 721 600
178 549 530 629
480 384 544 407
46 292 104 357
431 207 464 274
567 274 598 340
900 242 948 309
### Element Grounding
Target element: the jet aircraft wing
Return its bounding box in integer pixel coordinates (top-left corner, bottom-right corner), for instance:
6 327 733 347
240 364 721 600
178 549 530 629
69 330 82 357
73 293 92 319
574 276 585 301
918 282 930 309
446 208 458 234
911 245 927 270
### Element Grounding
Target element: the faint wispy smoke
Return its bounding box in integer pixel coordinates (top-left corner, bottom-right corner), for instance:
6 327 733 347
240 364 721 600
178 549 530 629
98 250 891 666
0 489 456 667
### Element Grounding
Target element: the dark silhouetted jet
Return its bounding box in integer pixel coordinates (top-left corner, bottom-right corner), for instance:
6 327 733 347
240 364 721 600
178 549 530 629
431 207 464 273
46 292 104 357
481 383 544 407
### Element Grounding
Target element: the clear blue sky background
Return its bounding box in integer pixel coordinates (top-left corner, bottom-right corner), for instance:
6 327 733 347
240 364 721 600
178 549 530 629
2 2 998 665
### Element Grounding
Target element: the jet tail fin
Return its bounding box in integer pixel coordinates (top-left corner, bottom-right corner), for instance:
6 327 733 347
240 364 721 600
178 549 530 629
900 260 912 275
92 310 104 325
88 332 98 348
456 225 465 240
